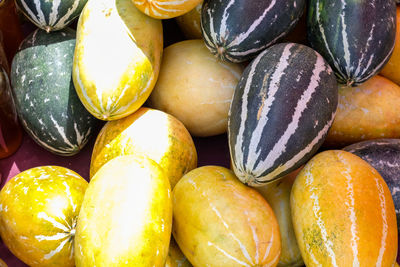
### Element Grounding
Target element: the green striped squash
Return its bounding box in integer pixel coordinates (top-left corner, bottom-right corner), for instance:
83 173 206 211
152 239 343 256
228 43 338 186
15 0 88 32
10 28 98 156
308 0 396 86
201 0 306 63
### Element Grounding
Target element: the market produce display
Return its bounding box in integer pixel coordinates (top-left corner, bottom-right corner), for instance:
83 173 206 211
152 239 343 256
1 0 400 266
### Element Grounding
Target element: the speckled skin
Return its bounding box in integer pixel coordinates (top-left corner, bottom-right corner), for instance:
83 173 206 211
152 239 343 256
0 166 88 267
324 75 400 148
173 166 281 267
10 28 98 156
90 107 197 188
291 150 397 267
73 0 163 120
165 238 192 267
75 155 172 267
344 139 400 235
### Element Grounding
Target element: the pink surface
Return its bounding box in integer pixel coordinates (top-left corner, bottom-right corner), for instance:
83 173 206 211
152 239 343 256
0 131 230 266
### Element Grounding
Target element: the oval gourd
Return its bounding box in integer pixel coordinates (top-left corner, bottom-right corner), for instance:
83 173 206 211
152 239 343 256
0 166 88 267
229 43 338 186
10 28 98 156
90 107 197 188
255 169 303 267
175 2 202 39
15 0 87 32
343 139 400 236
133 0 202 19
149 40 243 137
73 0 163 120
291 150 398 267
165 238 192 267
201 0 306 63
173 166 281 267
381 6 400 85
75 155 172 266
308 0 396 86
324 75 400 148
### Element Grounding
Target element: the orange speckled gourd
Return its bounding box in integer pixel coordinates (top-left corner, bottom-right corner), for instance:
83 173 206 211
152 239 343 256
324 75 400 148
133 0 202 19
0 166 88 267
291 150 398 267
90 107 197 188
73 0 163 120
75 155 172 266
173 166 281 267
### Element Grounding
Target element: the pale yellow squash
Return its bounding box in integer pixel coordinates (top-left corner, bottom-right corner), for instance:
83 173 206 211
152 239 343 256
90 107 197 188
73 0 163 120
173 166 281 267
255 168 304 267
75 155 172 266
149 40 243 137
133 0 202 19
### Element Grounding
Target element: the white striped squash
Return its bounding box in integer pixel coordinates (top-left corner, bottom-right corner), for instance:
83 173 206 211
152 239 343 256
133 0 202 19
228 43 338 186
201 0 306 63
308 0 396 86
15 0 87 32
173 166 281 267
291 150 398 266
72 0 163 121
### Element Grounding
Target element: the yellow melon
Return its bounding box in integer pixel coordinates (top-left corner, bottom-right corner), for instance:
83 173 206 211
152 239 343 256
133 0 202 19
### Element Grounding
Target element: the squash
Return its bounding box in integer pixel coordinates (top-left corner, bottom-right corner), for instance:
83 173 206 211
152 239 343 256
0 166 88 267
173 166 281 266
291 150 398 266
73 0 163 120
133 0 202 19
324 75 400 148
175 2 202 39
149 40 243 137
90 107 197 188
165 238 192 267
75 155 172 266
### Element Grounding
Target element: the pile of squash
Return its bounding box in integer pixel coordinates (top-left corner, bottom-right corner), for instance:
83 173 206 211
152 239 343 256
1 0 400 266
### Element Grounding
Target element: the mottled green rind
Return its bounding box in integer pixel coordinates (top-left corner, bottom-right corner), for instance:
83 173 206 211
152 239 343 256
11 28 98 156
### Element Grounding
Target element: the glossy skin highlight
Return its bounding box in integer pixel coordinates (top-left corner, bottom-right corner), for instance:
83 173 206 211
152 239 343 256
75 155 172 266
90 107 197 188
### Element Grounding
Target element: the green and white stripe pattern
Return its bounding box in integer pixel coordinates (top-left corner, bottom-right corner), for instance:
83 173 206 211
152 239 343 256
10 28 98 156
200 0 305 63
228 43 338 186
308 0 396 86
16 0 88 32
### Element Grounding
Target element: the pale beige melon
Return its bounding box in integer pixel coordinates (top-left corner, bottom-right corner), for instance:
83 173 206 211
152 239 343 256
149 40 243 137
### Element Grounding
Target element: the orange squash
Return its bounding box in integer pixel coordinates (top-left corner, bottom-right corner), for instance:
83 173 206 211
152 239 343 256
324 75 400 148
381 6 400 85
291 150 398 266
90 107 197 188
173 166 281 267
133 0 202 19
